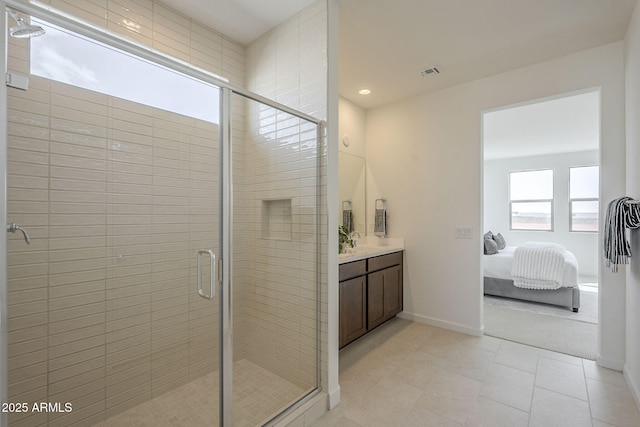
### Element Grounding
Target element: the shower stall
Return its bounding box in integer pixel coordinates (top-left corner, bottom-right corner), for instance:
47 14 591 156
1 2 323 426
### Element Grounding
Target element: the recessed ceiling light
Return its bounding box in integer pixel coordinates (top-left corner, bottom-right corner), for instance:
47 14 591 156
358 89 371 95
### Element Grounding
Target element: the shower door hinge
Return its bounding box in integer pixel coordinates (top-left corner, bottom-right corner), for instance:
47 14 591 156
5 72 29 90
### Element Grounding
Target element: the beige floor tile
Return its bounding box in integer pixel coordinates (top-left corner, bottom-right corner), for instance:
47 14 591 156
358 376 424 427
335 378 424 427
591 419 618 427
587 377 640 427
308 409 364 427
339 318 416 370
538 348 584 367
464 395 529 427
583 359 629 388
416 370 482 424
535 356 588 401
339 353 398 398
313 320 640 427
389 349 448 390
337 370 384 403
479 362 535 412
446 346 496 382
419 329 470 359
529 387 592 427
459 333 503 353
401 404 463 427
493 340 539 373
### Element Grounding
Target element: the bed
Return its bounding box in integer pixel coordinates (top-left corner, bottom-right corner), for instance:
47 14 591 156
483 245 580 312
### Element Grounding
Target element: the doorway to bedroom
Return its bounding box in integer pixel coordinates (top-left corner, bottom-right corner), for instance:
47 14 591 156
481 90 600 360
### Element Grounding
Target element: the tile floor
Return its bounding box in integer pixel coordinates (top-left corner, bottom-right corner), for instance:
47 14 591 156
312 318 640 427
93 359 306 427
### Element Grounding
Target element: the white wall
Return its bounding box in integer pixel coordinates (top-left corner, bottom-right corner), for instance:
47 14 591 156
484 150 599 278
338 97 367 234
365 42 627 366
624 0 640 406
339 97 366 157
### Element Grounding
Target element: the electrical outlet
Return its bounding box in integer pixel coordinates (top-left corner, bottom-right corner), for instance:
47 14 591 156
455 227 473 239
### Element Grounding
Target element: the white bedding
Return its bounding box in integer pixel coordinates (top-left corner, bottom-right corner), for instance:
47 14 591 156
483 246 579 288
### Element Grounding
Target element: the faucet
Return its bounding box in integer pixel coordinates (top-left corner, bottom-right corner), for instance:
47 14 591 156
350 231 361 241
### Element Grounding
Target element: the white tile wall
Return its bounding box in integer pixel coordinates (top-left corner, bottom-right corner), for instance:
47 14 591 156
244 0 328 394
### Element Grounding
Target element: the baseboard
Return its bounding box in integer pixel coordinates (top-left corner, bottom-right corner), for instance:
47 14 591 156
597 355 624 371
328 385 340 409
624 365 640 410
398 312 483 336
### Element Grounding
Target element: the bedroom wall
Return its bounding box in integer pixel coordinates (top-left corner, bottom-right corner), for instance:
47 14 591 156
624 0 640 406
365 42 626 368
484 150 599 278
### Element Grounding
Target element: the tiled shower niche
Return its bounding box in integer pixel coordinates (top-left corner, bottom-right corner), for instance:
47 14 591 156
261 199 293 241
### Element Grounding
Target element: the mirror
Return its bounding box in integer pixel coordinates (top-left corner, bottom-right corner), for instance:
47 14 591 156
339 152 366 235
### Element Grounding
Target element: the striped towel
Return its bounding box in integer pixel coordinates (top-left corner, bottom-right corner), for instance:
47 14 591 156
511 242 565 290
604 197 640 272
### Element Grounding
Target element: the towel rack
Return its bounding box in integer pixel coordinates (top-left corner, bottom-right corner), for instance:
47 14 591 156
625 199 640 205
375 198 386 210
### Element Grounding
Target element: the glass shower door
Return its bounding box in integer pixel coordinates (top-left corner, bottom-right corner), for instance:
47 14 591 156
3 12 223 425
3 5 322 426
229 92 320 425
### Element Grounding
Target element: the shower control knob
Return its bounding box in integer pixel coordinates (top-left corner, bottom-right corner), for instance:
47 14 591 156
6 223 31 244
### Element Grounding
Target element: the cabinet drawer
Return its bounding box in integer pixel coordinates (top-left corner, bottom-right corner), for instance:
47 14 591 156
367 251 402 272
339 260 366 281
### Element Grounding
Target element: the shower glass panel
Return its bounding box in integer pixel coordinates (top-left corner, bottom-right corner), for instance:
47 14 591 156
230 93 319 424
5 14 222 426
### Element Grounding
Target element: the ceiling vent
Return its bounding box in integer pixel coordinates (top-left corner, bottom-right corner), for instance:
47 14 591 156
420 67 440 77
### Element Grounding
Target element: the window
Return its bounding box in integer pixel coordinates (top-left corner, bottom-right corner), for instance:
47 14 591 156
30 19 221 123
509 170 553 231
570 166 599 232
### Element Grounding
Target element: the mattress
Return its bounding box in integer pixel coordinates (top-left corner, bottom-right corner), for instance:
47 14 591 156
483 246 579 288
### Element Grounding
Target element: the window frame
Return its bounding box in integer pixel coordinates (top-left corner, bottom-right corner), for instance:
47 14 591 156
569 166 599 233
508 169 554 232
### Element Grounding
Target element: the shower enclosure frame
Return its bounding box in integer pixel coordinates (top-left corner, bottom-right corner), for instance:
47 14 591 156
0 1 324 425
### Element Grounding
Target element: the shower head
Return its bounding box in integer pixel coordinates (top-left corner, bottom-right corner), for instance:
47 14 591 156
7 9 45 38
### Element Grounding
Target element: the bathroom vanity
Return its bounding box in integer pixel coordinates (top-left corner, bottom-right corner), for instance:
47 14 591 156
339 242 404 349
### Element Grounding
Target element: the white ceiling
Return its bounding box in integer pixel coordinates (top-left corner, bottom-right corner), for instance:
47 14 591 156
159 0 633 157
483 91 600 161
162 0 636 110
159 0 315 45
339 0 636 110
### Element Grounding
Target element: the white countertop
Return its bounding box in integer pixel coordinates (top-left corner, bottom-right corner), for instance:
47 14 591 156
338 237 405 264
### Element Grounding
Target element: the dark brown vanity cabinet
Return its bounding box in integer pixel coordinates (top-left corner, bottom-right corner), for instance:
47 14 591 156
339 251 403 348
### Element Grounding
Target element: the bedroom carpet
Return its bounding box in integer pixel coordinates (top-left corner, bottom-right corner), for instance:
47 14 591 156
483 287 598 360
484 285 598 324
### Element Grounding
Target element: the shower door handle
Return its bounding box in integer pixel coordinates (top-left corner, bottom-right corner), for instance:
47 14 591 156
197 249 216 300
